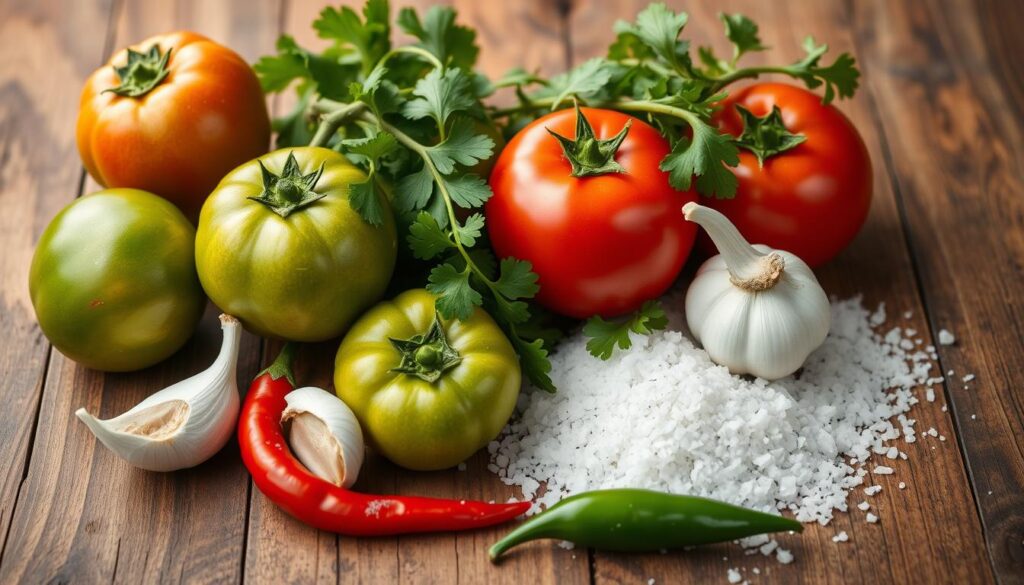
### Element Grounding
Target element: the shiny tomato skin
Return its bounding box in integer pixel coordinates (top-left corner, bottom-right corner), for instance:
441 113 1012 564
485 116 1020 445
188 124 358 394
29 189 205 371
77 32 270 221
708 83 872 268
486 108 698 319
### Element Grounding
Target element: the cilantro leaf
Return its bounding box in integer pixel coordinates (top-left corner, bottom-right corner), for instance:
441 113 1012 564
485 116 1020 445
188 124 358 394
342 131 398 162
347 179 386 227
407 211 453 259
441 174 492 208
614 3 690 73
427 263 481 320
397 6 479 69
395 164 434 212
659 118 739 198
789 37 860 103
491 295 530 325
254 36 308 92
584 301 668 359
314 0 390 68
455 213 484 247
512 336 555 393
426 120 495 174
721 13 765 62
495 258 539 299
543 58 614 109
402 68 475 129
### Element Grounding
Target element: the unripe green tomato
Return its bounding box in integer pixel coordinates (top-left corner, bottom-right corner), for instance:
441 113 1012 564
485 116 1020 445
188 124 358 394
195 147 397 341
29 189 205 371
334 289 521 471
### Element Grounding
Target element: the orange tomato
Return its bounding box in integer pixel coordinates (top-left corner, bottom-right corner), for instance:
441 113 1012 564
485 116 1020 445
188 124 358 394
77 32 270 220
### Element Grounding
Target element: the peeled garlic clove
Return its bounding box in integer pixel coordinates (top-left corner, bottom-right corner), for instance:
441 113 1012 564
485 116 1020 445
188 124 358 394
282 387 364 488
75 315 242 472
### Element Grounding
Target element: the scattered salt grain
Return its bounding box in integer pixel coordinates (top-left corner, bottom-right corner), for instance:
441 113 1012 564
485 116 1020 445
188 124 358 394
557 540 575 550
491 294 935 540
858 501 870 511
899 482 907 490
874 466 894 475
926 389 935 402
947 369 954 377
832 531 849 543
864 486 883 496
776 549 794 564
648 579 655 585
971 414 977 420
962 374 975 382
866 513 879 524
903 310 913 319
938 329 956 345
727 568 742 583
885 447 899 460
927 428 938 437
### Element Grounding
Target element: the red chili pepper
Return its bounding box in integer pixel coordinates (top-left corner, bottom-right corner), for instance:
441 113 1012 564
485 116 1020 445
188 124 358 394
238 343 530 535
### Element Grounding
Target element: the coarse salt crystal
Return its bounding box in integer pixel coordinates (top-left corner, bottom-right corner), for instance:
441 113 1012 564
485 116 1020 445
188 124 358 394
727 568 742 583
938 329 956 345
858 501 870 511
832 531 849 543
865 486 883 496
776 549 794 564
648 579 655 585
926 389 935 402
866 513 879 524
492 294 934 531
874 466 894 475
899 482 907 490
962 374 975 382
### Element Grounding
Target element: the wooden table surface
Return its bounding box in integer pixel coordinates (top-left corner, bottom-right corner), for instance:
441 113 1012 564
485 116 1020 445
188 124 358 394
1 0 1022 583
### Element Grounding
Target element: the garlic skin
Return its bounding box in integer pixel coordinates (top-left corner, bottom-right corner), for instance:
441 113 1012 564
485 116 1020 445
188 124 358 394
282 387 364 488
683 203 830 380
75 314 242 472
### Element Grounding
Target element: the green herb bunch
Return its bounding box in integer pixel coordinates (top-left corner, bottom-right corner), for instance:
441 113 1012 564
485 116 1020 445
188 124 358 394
254 1 860 392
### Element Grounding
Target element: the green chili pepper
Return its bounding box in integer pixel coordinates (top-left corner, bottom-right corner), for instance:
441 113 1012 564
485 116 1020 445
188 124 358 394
489 489 802 561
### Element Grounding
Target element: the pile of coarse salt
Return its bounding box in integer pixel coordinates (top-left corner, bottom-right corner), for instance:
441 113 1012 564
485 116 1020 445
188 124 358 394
489 296 939 529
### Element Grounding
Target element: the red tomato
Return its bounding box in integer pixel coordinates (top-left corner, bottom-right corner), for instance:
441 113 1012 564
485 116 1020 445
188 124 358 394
77 32 270 220
707 83 872 267
486 107 697 319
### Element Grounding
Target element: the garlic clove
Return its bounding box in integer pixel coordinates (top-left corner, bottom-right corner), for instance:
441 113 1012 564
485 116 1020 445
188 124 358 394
282 387 364 488
75 314 242 472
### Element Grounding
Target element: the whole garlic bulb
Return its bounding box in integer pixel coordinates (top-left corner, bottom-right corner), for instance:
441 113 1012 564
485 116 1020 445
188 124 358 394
682 203 830 380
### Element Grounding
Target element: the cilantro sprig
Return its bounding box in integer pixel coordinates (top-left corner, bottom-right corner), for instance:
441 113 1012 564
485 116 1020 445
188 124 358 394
255 0 862 377
493 3 860 201
257 0 554 391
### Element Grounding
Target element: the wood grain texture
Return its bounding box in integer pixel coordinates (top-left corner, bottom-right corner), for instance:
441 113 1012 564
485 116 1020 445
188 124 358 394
569 0 993 583
0 1 277 583
0 0 115 563
848 0 1024 581
1 0 1021 583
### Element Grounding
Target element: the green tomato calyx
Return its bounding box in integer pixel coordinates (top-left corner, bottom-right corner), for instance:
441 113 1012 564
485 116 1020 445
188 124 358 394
389 311 462 383
546 101 631 178
734 105 807 167
105 44 172 98
248 152 327 218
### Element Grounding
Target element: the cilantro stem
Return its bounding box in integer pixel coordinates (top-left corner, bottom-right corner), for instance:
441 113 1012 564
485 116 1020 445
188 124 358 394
708 65 800 93
383 45 444 71
310 101 367 147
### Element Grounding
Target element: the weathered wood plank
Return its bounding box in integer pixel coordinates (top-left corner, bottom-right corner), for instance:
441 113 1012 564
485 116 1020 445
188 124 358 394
848 0 1024 580
241 2 589 584
0 0 115 563
0 1 278 583
568 0 993 583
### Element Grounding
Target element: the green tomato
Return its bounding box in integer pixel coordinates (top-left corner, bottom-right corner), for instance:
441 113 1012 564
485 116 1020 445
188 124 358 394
334 289 521 471
29 189 205 371
195 147 397 341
